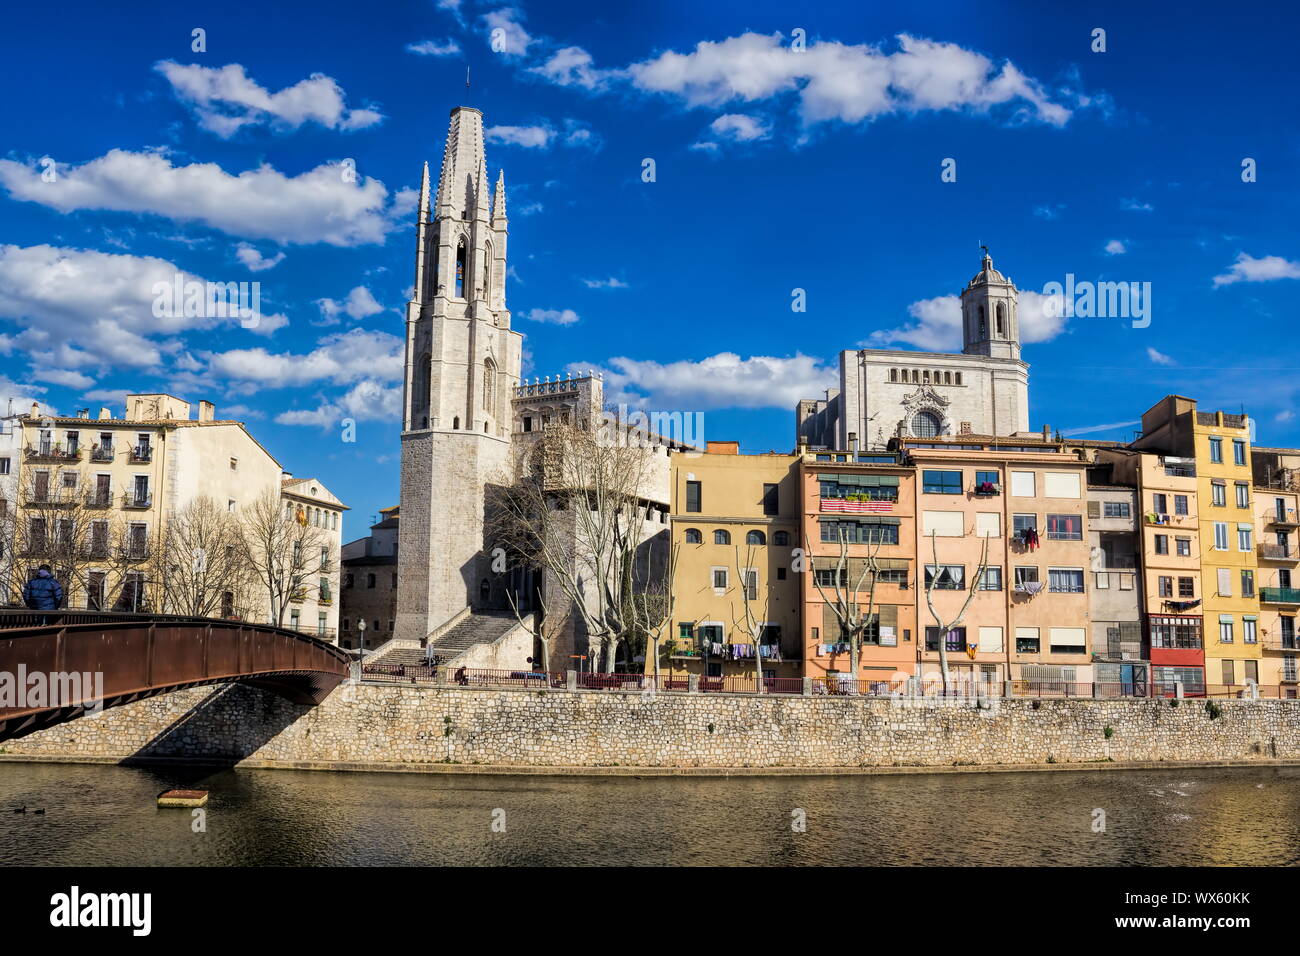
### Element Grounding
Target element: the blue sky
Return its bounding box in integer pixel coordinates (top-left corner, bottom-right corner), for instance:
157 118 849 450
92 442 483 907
2 0 1298 540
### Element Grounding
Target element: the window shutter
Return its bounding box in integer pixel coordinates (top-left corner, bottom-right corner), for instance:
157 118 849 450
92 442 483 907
1217 568 1232 596
1087 500 1101 518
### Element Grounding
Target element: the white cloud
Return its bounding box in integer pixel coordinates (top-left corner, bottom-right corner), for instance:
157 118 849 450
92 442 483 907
30 368 95 389
591 352 837 411
203 328 404 387
235 243 286 272
1121 198 1154 212
482 7 533 56
1146 346 1175 366
530 46 619 90
709 113 771 142
485 124 555 148
1060 420 1140 437
627 32 1074 128
582 277 628 289
523 307 579 325
0 376 49 414
1276 409 1295 424
0 243 287 370
1034 203 1064 220
869 289 1067 351
315 286 384 324
155 61 383 136
689 141 720 154
1104 239 1127 255
83 388 129 407
0 149 398 247
275 379 402 427
1213 253 1300 287
406 38 461 57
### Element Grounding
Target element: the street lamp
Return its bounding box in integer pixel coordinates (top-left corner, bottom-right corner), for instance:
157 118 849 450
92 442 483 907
357 619 367 677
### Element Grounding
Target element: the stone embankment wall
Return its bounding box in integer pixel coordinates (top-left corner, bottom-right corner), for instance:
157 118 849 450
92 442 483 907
5 683 1298 770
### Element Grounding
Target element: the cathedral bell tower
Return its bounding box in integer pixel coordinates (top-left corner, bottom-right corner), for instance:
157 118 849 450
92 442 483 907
403 106 519 435
396 106 524 642
960 249 1020 361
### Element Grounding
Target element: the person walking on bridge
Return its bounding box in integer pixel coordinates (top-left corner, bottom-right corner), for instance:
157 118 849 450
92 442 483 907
23 565 64 611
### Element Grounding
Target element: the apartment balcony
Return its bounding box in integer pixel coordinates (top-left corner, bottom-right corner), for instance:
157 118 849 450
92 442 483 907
1261 634 1300 652
23 489 76 507
90 444 114 463
1099 553 1138 569
1266 508 1299 528
121 492 153 509
1160 457 1196 479
24 444 81 462
84 492 113 509
1261 587 1300 605
819 496 896 514
971 482 1001 497
1257 543 1299 561
128 445 153 464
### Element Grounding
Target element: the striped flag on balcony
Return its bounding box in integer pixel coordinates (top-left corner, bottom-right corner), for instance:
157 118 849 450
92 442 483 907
822 499 893 514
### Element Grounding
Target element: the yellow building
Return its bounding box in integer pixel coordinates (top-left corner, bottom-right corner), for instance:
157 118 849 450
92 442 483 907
1252 446 1300 694
1132 396 1260 691
662 442 802 688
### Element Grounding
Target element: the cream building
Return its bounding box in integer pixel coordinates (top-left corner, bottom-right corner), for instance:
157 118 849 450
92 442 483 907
281 476 347 641
796 251 1031 450
7 394 345 639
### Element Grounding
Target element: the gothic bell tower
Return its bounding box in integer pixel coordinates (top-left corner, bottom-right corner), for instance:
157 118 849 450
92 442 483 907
397 106 524 642
960 249 1020 361
403 106 520 435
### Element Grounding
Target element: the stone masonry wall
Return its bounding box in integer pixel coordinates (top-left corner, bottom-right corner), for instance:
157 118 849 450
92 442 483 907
5 683 1300 769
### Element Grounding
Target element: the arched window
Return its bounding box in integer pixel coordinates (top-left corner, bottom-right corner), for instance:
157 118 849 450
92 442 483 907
911 410 941 438
746 530 766 546
773 530 790 546
483 242 493 304
479 579 490 604
714 529 731 545
685 528 702 544
996 302 1006 335
483 358 497 412
453 416 460 430
923 370 931 383
955 372 963 386
455 237 466 298
889 368 898 382
944 371 952 385
978 305 987 336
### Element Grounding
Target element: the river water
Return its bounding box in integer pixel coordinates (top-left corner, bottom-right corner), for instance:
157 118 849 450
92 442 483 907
0 762 1296 866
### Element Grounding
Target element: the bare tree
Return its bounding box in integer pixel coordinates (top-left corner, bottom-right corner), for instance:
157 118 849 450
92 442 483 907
150 496 257 617
922 529 993 693
805 527 887 687
8 469 101 607
489 424 666 673
633 540 678 685
240 488 336 626
731 541 774 692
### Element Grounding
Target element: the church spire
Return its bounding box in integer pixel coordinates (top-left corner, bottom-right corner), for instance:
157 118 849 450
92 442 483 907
492 169 507 222
433 106 487 217
418 161 430 220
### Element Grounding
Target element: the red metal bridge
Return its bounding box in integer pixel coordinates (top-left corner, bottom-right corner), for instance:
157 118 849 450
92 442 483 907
0 610 351 741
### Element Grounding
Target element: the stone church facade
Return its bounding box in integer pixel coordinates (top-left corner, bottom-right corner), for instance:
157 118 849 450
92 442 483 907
796 253 1031 450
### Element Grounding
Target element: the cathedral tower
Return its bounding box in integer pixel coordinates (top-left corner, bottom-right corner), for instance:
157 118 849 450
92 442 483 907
960 249 1021 360
396 107 523 640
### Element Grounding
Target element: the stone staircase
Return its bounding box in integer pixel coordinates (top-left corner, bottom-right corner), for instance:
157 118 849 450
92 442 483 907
367 611 525 669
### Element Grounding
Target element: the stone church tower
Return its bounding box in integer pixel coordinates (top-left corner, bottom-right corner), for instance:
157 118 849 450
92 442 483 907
961 249 1021 360
396 106 523 641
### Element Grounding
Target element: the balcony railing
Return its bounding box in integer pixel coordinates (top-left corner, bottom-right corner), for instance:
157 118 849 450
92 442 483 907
1268 508 1299 526
1261 587 1300 605
128 445 153 463
971 482 1001 497
1257 543 1298 560
85 492 112 509
23 489 76 506
24 444 81 461
90 444 114 462
1262 634 1300 651
121 492 153 509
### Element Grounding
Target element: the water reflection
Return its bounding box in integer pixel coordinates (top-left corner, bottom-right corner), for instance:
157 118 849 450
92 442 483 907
0 763 1296 866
